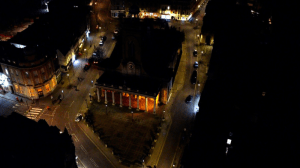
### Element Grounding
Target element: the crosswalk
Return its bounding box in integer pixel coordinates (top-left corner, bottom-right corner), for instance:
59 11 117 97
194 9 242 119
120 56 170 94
26 107 43 120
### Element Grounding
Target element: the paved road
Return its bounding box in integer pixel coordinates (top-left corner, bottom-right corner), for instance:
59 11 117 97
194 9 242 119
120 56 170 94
154 4 209 168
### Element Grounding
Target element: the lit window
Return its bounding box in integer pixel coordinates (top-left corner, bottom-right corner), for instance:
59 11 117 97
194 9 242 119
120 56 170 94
30 89 35 97
33 71 38 77
45 84 50 92
19 86 23 94
35 78 39 84
14 85 19 93
51 78 56 87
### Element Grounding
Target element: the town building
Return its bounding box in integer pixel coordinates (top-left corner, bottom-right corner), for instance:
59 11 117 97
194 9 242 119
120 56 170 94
0 42 58 99
95 19 183 113
111 0 193 21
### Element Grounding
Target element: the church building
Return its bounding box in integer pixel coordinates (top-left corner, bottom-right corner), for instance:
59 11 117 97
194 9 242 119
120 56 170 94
95 19 183 113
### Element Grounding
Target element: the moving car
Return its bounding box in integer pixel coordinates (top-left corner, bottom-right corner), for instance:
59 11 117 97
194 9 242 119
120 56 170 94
114 29 119 34
194 61 199 68
99 40 103 46
191 70 197 84
193 50 197 56
75 113 83 122
101 36 107 42
83 63 91 71
185 95 193 103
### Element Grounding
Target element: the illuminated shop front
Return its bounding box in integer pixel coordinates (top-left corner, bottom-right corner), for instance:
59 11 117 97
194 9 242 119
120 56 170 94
139 12 160 19
12 75 57 99
0 72 10 92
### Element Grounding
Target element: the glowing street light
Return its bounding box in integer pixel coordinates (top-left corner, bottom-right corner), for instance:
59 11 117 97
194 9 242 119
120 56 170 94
227 139 232 145
67 74 70 84
106 104 108 115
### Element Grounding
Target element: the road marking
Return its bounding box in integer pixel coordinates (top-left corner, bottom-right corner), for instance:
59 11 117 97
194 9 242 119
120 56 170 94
80 145 88 154
90 158 99 167
68 122 72 131
169 133 182 168
70 100 75 107
71 133 79 142
78 124 116 168
77 157 87 168
155 118 173 166
27 112 40 115
50 105 60 125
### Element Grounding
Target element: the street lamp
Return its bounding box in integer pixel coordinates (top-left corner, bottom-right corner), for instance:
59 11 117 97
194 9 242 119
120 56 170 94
67 74 70 84
106 104 108 115
131 111 133 122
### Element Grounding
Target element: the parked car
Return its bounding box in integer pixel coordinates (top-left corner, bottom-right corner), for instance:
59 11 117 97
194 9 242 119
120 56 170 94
193 50 197 56
194 61 199 68
112 35 115 40
114 29 119 34
99 40 103 46
75 113 83 122
191 70 197 84
185 95 193 103
84 63 91 71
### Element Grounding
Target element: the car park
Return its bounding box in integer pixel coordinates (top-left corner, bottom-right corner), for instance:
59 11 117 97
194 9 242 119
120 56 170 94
185 95 193 103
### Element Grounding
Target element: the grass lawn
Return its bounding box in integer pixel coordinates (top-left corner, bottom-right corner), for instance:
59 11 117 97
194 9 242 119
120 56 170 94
89 101 161 164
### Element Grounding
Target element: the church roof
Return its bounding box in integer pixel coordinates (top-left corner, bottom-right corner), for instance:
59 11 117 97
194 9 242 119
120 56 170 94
96 71 162 98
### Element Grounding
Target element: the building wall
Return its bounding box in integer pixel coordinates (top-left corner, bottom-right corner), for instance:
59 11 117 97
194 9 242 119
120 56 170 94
57 30 87 72
0 59 57 99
